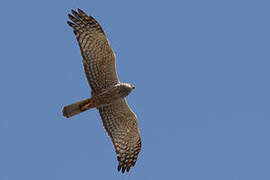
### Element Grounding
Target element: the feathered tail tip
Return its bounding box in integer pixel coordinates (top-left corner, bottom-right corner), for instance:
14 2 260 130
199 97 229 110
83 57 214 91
62 98 92 118
62 103 82 118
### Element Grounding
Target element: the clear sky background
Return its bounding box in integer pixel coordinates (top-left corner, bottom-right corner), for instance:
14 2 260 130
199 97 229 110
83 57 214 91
1 0 269 179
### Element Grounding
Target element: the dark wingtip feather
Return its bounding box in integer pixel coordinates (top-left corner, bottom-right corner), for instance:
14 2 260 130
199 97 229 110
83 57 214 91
67 21 76 28
117 163 132 173
71 9 77 16
121 166 126 173
68 14 76 21
77 8 85 14
77 8 89 18
71 9 82 19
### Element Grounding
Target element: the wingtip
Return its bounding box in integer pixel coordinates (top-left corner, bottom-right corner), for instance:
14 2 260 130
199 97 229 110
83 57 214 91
122 166 126 173
68 14 73 19
117 163 132 173
77 8 84 14
67 21 75 28
71 9 77 15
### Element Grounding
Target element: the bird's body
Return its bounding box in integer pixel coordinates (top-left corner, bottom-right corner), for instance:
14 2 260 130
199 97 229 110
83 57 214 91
62 83 135 118
62 9 141 173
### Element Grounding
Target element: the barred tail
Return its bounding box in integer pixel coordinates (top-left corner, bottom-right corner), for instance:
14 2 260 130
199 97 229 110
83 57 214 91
62 98 93 118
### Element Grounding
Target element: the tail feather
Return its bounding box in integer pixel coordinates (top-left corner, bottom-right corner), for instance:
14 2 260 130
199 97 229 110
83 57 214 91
62 98 92 118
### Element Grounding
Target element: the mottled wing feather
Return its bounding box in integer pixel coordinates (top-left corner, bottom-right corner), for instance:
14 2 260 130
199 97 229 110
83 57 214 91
98 99 141 173
67 9 119 93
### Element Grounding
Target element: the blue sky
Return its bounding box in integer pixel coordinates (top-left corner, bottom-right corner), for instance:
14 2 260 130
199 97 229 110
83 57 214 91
1 0 270 179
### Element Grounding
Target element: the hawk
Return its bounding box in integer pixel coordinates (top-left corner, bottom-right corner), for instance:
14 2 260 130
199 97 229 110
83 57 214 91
62 9 141 173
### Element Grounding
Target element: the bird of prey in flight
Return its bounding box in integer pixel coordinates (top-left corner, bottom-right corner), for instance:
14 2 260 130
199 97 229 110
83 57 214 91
62 9 141 173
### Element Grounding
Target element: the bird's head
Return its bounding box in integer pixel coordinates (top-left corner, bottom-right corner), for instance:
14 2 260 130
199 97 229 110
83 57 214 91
118 83 135 97
127 83 135 90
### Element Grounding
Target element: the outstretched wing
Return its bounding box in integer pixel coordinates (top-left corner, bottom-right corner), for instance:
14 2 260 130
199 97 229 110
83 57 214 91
98 99 141 173
67 9 119 93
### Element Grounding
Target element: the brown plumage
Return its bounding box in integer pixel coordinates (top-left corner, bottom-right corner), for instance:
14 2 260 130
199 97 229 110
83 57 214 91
62 9 141 173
